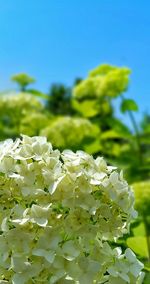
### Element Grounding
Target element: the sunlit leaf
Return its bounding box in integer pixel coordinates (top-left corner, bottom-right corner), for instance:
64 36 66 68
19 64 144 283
133 222 146 237
127 236 149 258
72 99 99 118
27 89 49 99
84 138 102 154
101 130 123 139
121 99 138 113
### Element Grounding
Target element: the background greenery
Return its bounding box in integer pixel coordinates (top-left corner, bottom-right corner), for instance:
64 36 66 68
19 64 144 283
0 64 150 282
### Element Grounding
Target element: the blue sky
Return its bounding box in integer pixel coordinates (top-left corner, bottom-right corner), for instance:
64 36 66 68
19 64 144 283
0 0 149 124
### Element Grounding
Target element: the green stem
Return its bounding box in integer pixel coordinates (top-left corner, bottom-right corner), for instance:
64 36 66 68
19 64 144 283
121 94 143 163
144 217 150 263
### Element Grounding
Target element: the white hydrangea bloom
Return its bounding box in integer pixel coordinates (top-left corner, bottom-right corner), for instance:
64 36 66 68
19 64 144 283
0 135 144 283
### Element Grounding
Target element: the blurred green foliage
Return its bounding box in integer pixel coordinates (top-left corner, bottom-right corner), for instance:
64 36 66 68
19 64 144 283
41 116 100 151
0 65 150 282
11 73 36 91
0 93 45 138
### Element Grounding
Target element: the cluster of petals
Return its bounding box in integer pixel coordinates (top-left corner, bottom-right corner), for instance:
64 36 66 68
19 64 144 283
0 136 144 283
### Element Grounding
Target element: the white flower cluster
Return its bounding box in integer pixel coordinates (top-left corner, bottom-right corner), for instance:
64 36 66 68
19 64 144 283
0 136 144 283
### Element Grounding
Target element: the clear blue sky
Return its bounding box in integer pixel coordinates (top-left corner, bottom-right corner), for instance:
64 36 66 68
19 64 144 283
0 0 149 124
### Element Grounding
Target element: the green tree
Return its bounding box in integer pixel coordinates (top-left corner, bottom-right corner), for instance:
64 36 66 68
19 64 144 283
47 83 74 115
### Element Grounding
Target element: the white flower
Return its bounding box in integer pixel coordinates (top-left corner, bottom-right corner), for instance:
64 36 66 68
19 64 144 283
0 135 143 283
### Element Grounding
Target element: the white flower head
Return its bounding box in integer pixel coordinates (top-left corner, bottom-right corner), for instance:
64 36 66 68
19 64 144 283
0 135 143 283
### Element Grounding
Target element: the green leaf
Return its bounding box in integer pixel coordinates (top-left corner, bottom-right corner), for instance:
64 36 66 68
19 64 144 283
72 99 99 118
144 264 150 272
26 89 49 100
107 118 132 138
133 222 146 237
84 139 102 154
127 236 149 258
101 130 124 140
143 272 150 284
121 99 138 113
